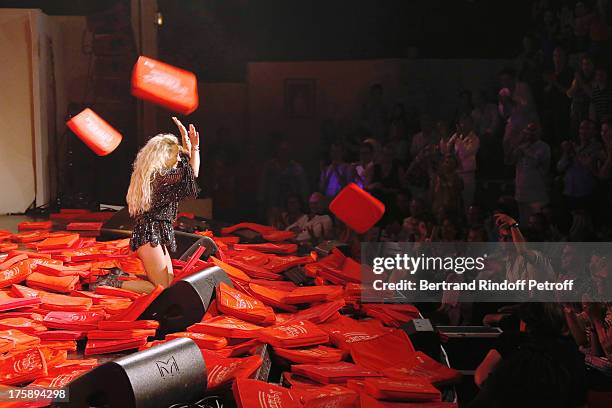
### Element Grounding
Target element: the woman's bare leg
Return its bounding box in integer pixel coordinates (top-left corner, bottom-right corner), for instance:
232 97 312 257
163 246 174 285
121 243 173 293
121 279 156 294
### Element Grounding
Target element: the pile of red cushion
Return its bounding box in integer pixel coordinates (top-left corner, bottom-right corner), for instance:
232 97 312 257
0 217 461 407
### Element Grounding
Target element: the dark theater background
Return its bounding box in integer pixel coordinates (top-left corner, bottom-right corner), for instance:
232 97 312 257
0 0 610 407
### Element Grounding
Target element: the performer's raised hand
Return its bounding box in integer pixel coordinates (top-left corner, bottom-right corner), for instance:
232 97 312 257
172 116 190 154
188 124 200 153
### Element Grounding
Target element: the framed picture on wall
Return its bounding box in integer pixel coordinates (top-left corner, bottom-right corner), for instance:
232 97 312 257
284 78 316 118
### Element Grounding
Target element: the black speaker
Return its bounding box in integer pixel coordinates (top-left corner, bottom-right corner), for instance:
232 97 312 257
179 236 218 262
61 338 207 408
436 326 502 371
139 266 233 338
401 318 440 360
101 207 134 230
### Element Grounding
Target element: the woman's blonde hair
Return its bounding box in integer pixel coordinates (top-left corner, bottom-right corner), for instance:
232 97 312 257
126 133 182 216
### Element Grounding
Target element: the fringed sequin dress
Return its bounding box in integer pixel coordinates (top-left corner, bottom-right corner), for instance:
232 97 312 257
130 154 199 253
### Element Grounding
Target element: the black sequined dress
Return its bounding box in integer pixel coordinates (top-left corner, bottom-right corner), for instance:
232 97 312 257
130 154 199 253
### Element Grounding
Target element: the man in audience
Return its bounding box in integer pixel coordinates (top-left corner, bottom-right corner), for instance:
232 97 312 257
448 114 480 210
286 192 333 245
319 142 352 197
506 123 551 223
557 119 603 214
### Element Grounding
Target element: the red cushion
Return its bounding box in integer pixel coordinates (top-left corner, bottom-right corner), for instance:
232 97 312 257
329 183 385 233
66 108 122 156
131 56 198 115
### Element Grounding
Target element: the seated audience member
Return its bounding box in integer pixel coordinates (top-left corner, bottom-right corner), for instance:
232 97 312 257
351 142 375 189
286 192 333 245
320 142 352 197
564 249 612 360
471 303 587 408
505 122 551 224
272 193 306 231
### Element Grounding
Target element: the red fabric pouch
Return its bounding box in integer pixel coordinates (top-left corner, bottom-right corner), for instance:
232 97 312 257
261 230 296 242
0 297 41 312
165 332 227 350
274 345 344 364
108 284 163 321
34 264 80 277
30 368 89 388
66 222 103 231
227 259 282 280
232 379 301 408
215 339 261 358
319 315 389 351
382 351 462 386
234 243 298 255
97 320 159 330
329 183 385 234
0 243 18 252
349 329 415 372
11 283 41 299
0 254 28 270
221 223 276 235
38 331 84 341
41 348 68 367
43 311 105 331
26 272 79 293
188 316 263 339
0 317 46 335
87 329 156 340
12 230 49 243
66 108 122 156
17 221 53 231
0 329 40 350
36 234 80 250
39 293 93 311
84 337 147 355
295 384 359 408
216 282 275 325
258 320 329 348
263 255 314 274
0 260 33 288
0 348 47 385
248 283 296 313
363 377 441 402
131 56 199 115
291 361 381 384
95 285 142 300
290 299 345 324
202 351 262 390
211 257 252 283
284 285 344 305
47 359 98 376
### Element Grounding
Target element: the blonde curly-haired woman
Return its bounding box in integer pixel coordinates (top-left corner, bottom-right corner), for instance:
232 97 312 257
95 117 200 293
